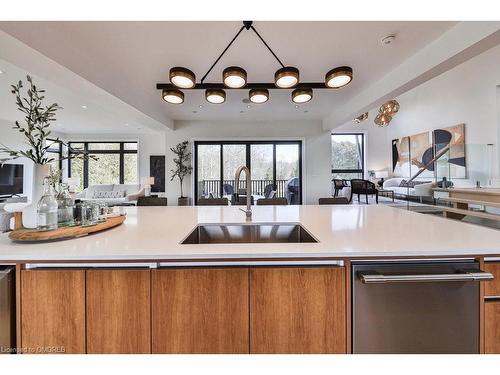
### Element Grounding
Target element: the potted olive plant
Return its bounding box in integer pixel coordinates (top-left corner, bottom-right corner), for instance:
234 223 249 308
0 75 94 228
170 141 192 206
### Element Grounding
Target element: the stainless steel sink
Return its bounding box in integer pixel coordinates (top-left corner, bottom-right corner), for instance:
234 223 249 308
181 223 318 244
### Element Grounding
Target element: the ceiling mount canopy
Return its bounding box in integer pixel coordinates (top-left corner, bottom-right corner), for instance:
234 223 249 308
157 21 354 105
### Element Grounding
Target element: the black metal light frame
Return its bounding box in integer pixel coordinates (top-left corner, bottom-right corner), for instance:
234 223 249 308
156 21 343 92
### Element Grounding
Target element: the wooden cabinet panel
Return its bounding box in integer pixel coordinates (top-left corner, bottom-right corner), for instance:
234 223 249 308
152 268 249 353
250 267 346 354
21 270 85 354
86 269 151 354
485 301 500 354
484 263 500 296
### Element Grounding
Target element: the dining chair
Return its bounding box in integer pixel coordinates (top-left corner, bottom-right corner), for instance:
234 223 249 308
256 197 288 205
197 198 229 206
318 197 350 205
137 197 168 206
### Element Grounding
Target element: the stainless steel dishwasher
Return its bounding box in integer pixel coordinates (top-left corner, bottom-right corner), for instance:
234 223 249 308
352 260 494 354
0 266 15 354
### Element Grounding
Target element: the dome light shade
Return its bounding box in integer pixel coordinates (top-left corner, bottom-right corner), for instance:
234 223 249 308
274 66 299 88
249 88 269 104
325 66 353 88
162 89 184 104
205 89 226 104
223 66 247 88
292 88 313 103
169 67 196 89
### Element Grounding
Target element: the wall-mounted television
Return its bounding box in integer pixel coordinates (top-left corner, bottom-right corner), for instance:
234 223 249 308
0 164 24 197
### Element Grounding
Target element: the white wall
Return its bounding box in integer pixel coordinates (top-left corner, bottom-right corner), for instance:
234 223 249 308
0 118 34 199
336 43 500 183
166 120 332 205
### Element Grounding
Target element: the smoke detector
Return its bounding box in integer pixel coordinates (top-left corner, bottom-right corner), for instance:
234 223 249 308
381 35 396 46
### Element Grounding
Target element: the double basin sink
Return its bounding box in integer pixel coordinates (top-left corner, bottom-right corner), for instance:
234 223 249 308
181 223 318 244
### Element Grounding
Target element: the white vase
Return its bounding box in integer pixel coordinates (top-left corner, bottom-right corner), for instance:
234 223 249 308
22 164 51 229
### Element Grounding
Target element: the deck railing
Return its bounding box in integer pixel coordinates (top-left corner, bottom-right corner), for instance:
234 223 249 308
199 179 290 198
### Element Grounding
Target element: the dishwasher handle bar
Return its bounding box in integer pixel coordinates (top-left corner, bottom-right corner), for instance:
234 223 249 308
359 270 494 283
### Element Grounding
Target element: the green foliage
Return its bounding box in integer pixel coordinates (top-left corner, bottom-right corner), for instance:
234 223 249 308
0 75 96 165
170 141 193 198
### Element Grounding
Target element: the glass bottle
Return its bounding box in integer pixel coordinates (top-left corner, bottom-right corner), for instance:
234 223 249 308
37 177 58 231
56 183 75 227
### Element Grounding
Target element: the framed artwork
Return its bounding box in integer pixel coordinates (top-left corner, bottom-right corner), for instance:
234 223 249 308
392 136 410 177
392 124 466 179
409 131 434 178
433 123 466 178
150 155 166 192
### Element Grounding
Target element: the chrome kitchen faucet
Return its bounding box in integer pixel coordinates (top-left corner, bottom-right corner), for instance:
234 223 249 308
234 165 252 220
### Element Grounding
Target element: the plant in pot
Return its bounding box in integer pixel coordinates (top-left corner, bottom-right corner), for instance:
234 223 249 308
170 141 192 206
0 75 95 228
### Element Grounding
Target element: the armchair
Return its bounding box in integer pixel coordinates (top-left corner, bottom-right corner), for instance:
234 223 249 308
350 179 378 204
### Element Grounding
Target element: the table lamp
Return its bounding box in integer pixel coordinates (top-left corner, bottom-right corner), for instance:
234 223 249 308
142 177 155 197
374 171 389 187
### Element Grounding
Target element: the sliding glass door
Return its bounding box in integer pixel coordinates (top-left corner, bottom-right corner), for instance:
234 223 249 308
194 141 302 205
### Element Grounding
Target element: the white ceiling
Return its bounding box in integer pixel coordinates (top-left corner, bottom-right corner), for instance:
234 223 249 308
0 57 160 135
0 21 456 124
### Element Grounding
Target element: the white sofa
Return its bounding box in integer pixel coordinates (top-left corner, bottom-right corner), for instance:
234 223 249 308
383 178 436 199
75 184 144 206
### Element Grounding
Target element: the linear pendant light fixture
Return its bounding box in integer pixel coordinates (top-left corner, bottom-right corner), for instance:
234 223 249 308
157 21 353 105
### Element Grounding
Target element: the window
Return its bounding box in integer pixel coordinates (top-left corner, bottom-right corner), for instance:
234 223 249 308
331 133 364 180
68 142 138 191
46 138 62 173
194 141 302 205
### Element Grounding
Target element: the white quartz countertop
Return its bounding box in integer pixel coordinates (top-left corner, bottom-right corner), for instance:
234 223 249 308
1 205 500 262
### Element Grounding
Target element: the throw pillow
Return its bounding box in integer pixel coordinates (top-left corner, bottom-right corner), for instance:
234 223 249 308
398 179 409 188
92 190 113 199
110 190 126 198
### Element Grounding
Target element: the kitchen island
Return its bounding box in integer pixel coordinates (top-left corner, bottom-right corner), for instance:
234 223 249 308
1 205 500 354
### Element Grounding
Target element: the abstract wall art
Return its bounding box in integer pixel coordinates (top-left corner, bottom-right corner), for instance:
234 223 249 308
392 124 466 179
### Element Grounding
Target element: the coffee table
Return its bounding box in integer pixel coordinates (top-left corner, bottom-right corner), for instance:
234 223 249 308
377 188 395 202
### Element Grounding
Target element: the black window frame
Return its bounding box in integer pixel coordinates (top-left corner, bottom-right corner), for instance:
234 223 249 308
46 138 63 172
331 133 365 178
194 140 303 205
68 141 138 189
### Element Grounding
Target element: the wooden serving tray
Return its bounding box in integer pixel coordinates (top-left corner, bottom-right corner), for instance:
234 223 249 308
9 215 126 242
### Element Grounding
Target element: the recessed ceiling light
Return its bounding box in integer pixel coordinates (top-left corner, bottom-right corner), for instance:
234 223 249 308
206 89 226 104
325 66 353 88
169 67 196 89
198 105 204 109
295 105 299 109
162 89 184 104
292 88 313 104
249 89 269 104
0 69 5 75
247 105 251 109
223 66 247 88
274 66 299 88
81 105 87 109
